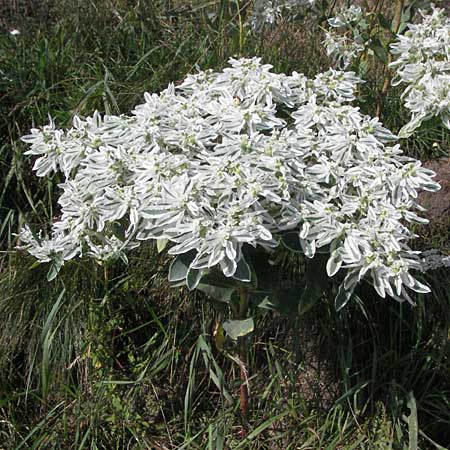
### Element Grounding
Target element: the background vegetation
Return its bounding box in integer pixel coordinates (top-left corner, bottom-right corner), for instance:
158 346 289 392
0 1 449 448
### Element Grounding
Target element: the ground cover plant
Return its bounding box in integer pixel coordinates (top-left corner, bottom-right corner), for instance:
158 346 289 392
0 0 449 449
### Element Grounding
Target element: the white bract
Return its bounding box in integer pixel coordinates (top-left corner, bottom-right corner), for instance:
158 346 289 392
324 5 368 68
20 58 439 302
390 7 450 137
419 249 450 272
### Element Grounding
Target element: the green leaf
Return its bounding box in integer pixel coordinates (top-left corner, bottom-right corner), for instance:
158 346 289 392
156 239 168 253
257 296 274 310
377 13 392 31
47 260 63 281
401 5 412 25
275 283 303 315
335 281 355 311
30 260 41 269
196 283 235 302
222 318 254 341
358 59 369 78
186 268 202 291
281 232 302 252
112 221 126 240
398 6 413 34
248 247 280 291
233 257 251 282
194 270 238 302
299 287 321 315
369 39 389 64
299 255 328 314
168 251 196 282
256 284 302 316
199 270 237 287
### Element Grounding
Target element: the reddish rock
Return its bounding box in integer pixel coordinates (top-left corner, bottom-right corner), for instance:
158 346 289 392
416 158 450 249
420 158 450 220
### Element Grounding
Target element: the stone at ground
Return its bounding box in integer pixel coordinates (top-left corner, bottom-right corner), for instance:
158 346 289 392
417 157 450 249
420 157 450 220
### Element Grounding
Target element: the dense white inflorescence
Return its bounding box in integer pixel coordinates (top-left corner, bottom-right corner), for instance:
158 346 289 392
419 249 450 272
390 7 450 137
20 58 440 302
324 5 368 68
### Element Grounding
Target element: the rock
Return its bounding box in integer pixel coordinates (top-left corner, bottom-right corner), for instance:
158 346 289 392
417 157 450 249
420 157 450 220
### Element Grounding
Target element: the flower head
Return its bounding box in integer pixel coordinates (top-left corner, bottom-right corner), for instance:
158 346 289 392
21 58 439 301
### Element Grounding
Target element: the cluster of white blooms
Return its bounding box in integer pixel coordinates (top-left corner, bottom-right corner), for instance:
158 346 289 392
20 58 440 302
250 0 315 31
390 7 450 137
324 6 368 68
419 249 450 272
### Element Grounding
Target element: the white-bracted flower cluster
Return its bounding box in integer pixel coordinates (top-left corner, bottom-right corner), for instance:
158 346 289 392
419 249 450 272
250 0 315 31
324 5 368 68
390 7 450 137
20 57 440 302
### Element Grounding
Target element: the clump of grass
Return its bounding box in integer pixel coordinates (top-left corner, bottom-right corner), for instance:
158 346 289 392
1 244 449 449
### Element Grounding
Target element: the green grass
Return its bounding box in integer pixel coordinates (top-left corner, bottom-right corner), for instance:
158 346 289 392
1 248 449 449
0 1 449 449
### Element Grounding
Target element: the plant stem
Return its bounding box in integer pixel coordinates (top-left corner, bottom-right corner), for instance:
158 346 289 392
376 0 405 117
103 264 109 302
236 0 244 55
238 286 249 436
